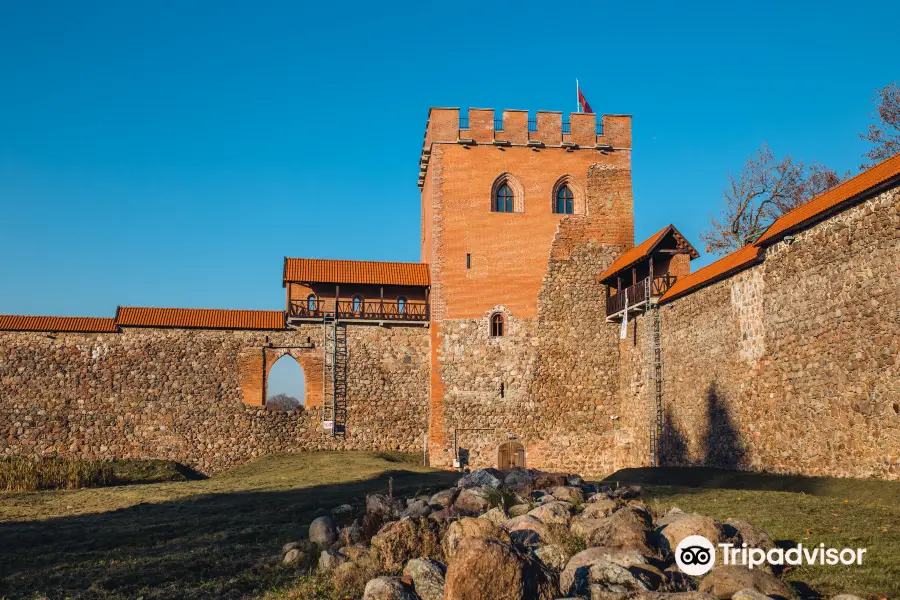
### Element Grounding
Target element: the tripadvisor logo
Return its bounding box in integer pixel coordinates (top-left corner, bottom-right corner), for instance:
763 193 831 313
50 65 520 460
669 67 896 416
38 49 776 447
675 535 868 576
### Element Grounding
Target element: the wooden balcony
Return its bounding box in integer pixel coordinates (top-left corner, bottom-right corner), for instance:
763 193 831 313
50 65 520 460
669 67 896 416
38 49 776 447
606 275 677 321
288 299 429 325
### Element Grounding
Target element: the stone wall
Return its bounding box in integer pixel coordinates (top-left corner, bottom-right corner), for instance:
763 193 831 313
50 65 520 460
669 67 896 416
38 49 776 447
620 186 900 479
0 324 429 473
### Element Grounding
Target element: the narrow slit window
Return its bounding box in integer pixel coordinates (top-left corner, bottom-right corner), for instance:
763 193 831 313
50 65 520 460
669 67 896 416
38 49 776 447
466 253 471 269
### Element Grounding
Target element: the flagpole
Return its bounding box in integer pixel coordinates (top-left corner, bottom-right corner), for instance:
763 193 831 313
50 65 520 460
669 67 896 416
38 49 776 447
576 78 579 113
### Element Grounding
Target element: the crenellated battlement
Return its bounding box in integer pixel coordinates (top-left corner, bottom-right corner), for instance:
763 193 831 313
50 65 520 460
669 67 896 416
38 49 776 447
418 107 631 187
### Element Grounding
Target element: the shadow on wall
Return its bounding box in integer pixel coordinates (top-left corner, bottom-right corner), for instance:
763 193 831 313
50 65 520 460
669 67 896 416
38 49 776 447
659 380 745 469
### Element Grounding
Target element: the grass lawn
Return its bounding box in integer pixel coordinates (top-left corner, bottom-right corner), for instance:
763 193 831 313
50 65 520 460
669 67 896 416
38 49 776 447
0 454 897 599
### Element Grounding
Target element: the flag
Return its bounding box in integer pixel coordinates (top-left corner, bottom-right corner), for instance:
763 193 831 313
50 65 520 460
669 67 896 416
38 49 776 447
578 86 593 114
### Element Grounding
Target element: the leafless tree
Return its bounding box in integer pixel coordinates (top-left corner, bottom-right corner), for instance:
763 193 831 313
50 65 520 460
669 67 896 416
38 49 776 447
860 82 900 169
700 144 841 255
266 393 303 412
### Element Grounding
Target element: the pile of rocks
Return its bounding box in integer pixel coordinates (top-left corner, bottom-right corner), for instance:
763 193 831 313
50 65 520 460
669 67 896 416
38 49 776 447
278 468 864 600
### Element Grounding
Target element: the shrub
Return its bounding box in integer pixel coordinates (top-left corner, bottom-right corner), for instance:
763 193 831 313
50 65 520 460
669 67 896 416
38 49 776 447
485 486 518 513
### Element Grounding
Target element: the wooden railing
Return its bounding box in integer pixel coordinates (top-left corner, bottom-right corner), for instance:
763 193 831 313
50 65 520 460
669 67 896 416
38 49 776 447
289 299 429 322
606 275 678 317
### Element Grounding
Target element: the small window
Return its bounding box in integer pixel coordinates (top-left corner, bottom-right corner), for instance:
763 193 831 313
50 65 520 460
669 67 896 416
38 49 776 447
306 294 317 312
490 313 504 337
555 185 574 214
494 183 514 213
397 297 407 314
352 295 364 313
466 253 471 269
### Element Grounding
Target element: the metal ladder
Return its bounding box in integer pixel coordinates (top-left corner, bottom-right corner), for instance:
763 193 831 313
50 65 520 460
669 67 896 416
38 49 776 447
322 314 348 437
646 296 664 467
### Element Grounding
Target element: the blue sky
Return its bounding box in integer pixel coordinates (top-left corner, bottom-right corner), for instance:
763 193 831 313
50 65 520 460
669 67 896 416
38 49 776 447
1 1 897 397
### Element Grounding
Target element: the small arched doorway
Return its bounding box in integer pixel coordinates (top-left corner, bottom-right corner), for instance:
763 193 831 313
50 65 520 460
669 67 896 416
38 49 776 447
266 354 306 412
497 441 525 470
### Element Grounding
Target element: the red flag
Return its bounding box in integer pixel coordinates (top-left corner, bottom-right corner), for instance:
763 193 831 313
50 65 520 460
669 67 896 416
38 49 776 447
578 87 593 113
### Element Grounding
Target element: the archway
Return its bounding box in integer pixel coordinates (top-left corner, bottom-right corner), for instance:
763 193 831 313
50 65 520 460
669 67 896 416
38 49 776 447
266 354 306 412
498 441 525 469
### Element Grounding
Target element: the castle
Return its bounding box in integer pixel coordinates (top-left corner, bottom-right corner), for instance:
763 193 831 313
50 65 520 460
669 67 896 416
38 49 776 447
1 107 898 479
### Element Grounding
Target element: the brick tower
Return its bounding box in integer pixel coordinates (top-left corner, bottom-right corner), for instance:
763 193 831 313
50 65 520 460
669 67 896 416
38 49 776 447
419 107 635 470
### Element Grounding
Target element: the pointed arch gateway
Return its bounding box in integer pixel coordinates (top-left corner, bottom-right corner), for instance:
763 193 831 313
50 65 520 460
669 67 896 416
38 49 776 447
491 172 526 213
266 354 306 411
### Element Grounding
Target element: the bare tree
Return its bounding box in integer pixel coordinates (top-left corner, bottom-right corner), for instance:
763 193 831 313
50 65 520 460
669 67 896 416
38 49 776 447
266 393 303 412
700 144 841 255
861 82 900 169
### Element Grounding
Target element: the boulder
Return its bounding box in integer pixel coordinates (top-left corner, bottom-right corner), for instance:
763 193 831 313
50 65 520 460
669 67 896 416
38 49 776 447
341 544 377 568
443 537 557 600
579 498 619 519
339 520 364 547
656 515 722 555
549 486 584 504
581 507 653 553
534 543 570 571
829 596 865 600
362 576 417 600
560 547 650 595
402 499 433 518
458 468 503 489
454 487 490 515
282 541 300 553
429 506 465 521
318 549 347 572
723 519 775 551
528 501 573 525
609 485 642 500
698 565 793 600
429 487 460 509
566 474 585 487
332 503 355 525
367 494 404 519
508 504 532 517
370 517 443 571
533 472 569 490
504 470 534 492
586 560 652 594
309 515 338 548
656 507 686 528
481 507 508 526
502 514 551 547
732 589 775 600
403 557 446 600
442 517 511 560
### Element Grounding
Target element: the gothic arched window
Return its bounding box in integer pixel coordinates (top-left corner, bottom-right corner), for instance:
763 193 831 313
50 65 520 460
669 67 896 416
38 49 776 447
306 294 317 312
555 185 574 214
494 183 514 213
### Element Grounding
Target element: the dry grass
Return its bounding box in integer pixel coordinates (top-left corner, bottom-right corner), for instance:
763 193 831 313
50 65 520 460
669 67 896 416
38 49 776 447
0 451 456 600
2 457 898 599
0 457 195 492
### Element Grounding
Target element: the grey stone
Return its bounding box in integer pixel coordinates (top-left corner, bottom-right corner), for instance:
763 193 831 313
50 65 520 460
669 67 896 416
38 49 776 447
309 515 338 548
457 468 502 489
403 557 446 600
362 576 417 600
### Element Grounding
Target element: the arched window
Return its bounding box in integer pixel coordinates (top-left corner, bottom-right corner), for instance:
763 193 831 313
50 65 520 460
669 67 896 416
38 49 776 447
266 355 305 412
555 185 574 214
494 183 514 213
306 294 317 312
397 297 407 314
490 313 504 337
352 295 364 313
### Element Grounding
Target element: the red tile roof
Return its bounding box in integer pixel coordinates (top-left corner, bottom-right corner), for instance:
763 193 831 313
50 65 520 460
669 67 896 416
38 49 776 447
756 152 900 245
115 307 285 330
283 258 430 286
659 245 764 304
599 225 698 282
0 315 118 333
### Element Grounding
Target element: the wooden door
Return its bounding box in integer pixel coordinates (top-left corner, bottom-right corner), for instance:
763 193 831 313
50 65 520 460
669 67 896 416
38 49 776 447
497 441 525 469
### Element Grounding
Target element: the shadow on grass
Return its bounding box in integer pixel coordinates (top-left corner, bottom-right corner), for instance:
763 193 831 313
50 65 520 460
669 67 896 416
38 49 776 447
603 466 900 506
0 469 457 600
